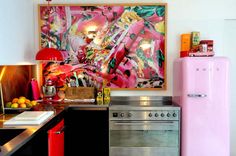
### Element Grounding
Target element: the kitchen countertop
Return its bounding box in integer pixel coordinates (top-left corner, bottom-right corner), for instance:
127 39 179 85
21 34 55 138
0 96 177 156
0 103 109 156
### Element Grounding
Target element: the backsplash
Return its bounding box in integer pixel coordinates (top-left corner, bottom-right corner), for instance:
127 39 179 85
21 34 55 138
0 65 37 106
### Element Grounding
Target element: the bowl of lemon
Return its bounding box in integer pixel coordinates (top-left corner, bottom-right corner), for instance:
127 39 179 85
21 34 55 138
4 96 39 112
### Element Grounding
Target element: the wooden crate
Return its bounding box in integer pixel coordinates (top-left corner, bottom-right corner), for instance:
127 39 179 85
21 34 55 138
65 87 95 99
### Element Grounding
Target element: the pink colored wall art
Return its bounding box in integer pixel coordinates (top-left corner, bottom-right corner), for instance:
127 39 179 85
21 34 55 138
39 4 167 90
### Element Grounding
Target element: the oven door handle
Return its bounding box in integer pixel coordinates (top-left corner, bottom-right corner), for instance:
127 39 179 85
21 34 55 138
111 121 179 130
114 121 174 126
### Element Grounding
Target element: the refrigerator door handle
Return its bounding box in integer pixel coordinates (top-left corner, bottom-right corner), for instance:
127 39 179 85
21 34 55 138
187 94 207 98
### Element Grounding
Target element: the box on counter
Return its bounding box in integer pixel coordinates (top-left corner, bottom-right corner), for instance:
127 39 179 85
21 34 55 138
65 87 95 100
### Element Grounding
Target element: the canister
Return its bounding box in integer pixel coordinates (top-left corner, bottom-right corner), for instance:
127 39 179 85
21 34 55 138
191 31 200 48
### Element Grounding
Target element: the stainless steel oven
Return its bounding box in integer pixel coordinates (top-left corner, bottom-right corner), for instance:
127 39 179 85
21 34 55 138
109 96 180 156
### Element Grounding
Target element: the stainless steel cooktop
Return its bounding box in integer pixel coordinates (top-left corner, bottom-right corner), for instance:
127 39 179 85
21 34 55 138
109 96 180 121
110 96 179 110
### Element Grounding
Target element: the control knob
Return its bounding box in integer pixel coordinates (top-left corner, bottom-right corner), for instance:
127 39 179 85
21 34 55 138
173 113 177 117
167 113 171 117
155 113 159 117
149 113 152 117
120 113 125 117
128 113 132 117
161 113 165 117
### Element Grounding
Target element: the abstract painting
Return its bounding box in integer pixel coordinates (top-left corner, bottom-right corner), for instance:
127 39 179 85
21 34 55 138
39 4 167 90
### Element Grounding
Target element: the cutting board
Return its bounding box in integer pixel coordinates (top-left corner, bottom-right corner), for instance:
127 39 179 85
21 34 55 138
4 111 54 126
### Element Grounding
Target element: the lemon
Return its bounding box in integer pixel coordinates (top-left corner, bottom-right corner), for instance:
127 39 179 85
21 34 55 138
19 96 26 99
18 98 26 104
31 100 37 106
11 103 18 108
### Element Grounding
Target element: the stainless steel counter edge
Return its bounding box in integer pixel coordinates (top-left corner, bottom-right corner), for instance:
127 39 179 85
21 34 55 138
67 104 109 110
67 104 109 108
0 104 109 156
0 109 63 156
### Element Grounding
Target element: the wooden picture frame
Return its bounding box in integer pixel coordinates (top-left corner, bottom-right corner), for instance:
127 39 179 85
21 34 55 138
38 3 167 90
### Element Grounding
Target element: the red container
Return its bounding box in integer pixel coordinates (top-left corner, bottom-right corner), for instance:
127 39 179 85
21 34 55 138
180 51 189 57
30 79 41 100
200 40 214 52
48 119 64 156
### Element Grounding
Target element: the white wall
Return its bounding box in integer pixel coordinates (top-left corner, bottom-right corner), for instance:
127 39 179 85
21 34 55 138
223 20 236 156
0 0 35 65
0 0 235 155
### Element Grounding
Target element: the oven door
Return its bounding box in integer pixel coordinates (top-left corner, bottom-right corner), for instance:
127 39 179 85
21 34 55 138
109 120 179 156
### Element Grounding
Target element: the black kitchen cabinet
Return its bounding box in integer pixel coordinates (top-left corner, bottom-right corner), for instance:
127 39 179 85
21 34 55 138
11 129 48 156
64 106 109 156
10 111 64 156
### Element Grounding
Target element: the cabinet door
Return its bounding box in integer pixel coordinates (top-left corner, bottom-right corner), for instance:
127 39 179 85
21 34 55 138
48 119 64 156
65 107 109 156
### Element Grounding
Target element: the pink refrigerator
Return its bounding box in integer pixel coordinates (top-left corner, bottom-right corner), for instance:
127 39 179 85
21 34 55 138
173 57 230 156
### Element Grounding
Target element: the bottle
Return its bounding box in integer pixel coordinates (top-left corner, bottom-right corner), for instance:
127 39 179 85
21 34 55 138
191 31 200 51
96 90 103 105
103 88 110 105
